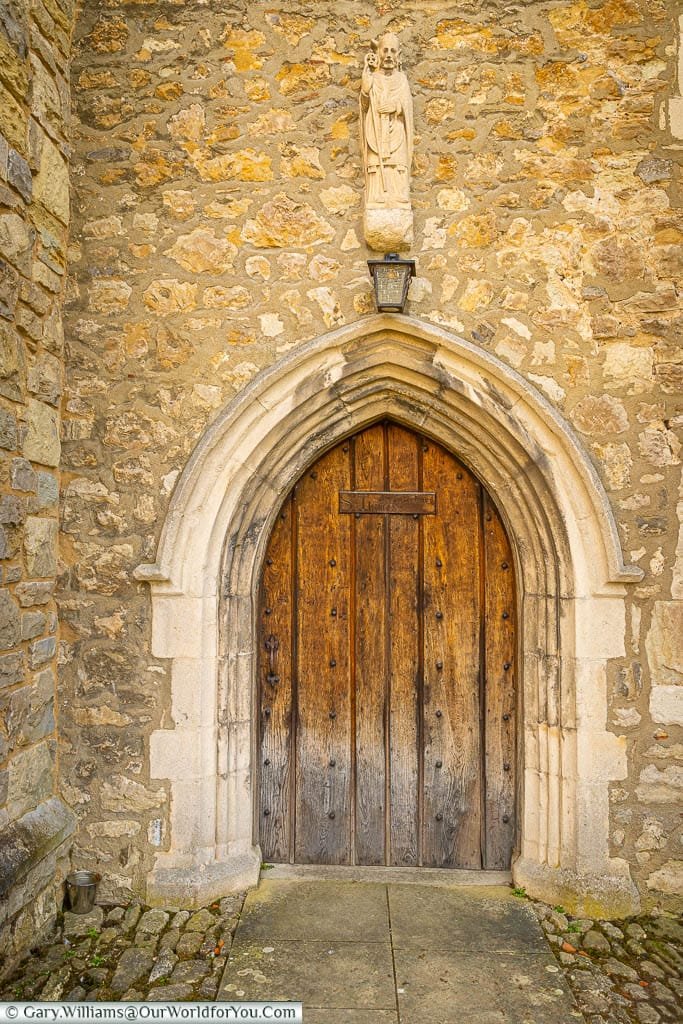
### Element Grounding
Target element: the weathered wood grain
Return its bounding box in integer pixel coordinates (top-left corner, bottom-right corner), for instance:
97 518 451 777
387 423 421 866
258 422 517 870
422 445 482 868
258 495 293 862
483 492 517 869
353 424 387 864
294 444 352 863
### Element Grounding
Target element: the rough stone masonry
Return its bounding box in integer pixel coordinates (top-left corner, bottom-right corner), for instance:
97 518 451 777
0 0 682 975
0 0 76 972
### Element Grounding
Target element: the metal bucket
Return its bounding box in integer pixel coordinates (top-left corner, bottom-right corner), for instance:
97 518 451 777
65 870 99 914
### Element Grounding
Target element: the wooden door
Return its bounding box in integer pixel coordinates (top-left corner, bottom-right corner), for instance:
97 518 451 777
257 421 516 869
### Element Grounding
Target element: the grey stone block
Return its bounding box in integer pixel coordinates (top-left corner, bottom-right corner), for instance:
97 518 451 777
8 150 32 203
10 458 37 492
28 635 56 668
0 651 23 688
0 796 76 898
0 589 21 650
0 407 18 450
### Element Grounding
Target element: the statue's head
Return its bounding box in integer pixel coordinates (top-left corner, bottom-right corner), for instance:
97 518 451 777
377 32 401 72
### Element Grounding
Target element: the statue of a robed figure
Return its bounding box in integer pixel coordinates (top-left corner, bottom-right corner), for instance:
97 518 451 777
360 32 414 250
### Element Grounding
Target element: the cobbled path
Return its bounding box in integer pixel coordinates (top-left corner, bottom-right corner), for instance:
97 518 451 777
0 889 681 1023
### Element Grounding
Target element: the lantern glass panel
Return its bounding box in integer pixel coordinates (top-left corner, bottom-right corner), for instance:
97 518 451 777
374 264 409 310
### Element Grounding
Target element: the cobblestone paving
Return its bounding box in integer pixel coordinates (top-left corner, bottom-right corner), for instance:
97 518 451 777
531 900 683 1024
0 888 680 1024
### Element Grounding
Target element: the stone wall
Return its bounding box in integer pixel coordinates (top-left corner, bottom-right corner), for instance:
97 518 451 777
0 0 76 974
62 0 682 909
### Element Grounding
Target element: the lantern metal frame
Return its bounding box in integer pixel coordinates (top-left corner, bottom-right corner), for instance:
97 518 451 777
367 252 416 313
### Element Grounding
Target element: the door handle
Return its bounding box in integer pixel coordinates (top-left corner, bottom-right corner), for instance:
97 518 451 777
265 634 280 686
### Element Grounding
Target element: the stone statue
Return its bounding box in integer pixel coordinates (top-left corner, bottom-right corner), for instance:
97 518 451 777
360 32 414 251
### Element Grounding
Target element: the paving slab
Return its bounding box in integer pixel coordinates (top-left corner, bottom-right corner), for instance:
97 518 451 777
393 947 584 1024
235 878 390 942
389 883 548 952
218 939 396 1009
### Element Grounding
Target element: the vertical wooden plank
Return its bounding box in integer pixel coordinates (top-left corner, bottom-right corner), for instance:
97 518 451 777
422 444 482 869
295 444 352 864
353 423 387 865
387 424 420 866
483 492 517 869
258 497 293 862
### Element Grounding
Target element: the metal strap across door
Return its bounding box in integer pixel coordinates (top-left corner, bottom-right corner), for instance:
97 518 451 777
257 421 516 869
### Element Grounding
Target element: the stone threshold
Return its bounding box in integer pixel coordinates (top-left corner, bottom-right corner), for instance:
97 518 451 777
260 864 512 886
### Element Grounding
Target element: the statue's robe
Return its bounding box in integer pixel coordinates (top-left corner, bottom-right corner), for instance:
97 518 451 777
360 69 414 209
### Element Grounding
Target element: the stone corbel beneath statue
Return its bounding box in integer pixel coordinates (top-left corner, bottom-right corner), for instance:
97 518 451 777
360 32 414 251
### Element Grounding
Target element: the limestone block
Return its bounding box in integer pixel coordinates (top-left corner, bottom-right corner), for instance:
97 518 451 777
0 83 24 153
603 343 653 390
650 686 683 727
100 775 167 813
646 602 683 687
88 278 132 314
87 17 128 53
0 213 31 266
151 596 207 659
636 765 683 804
23 399 60 467
167 104 205 142
265 11 314 45
241 194 333 248
33 133 69 225
85 820 141 838
591 442 632 491
72 704 131 727
24 517 58 578
191 148 272 183
276 62 330 96
151 727 210 780
280 143 324 180
6 742 54 819
638 426 681 467
570 395 629 436
320 185 359 215
143 279 197 316
646 861 683 895
166 229 237 274
30 54 62 130
364 208 414 252
27 352 63 406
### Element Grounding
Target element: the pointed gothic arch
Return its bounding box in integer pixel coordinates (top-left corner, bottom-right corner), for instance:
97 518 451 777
135 313 642 916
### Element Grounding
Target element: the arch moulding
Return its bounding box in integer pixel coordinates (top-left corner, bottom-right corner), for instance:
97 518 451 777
135 314 643 916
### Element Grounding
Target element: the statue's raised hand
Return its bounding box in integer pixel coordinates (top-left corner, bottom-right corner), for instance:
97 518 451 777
364 51 378 71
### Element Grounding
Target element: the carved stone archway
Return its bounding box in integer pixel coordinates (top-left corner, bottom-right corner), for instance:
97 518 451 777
135 314 642 916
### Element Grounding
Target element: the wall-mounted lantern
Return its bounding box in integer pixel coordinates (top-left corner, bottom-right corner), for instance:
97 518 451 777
367 253 416 313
